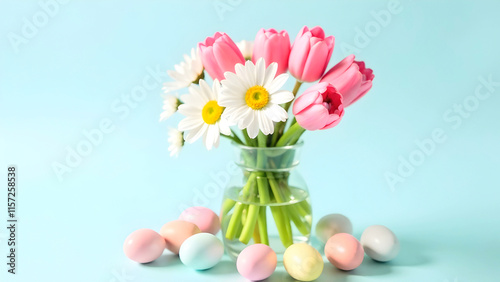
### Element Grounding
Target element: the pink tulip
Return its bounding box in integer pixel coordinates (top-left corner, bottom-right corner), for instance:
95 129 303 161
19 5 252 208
199 32 245 81
293 82 344 131
320 54 374 107
252 28 291 75
288 26 335 82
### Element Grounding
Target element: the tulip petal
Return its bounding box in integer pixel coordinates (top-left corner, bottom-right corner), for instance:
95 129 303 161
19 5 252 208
309 26 325 39
200 45 224 80
332 65 363 106
301 41 329 82
293 89 322 114
348 80 373 106
288 32 311 81
295 104 329 131
214 41 243 75
220 34 245 62
320 54 355 83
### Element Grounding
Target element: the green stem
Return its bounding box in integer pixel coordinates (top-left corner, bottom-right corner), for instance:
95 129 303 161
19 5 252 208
225 174 256 240
253 221 261 243
276 122 306 147
192 70 205 84
282 209 293 243
283 80 303 113
270 125 281 147
271 80 303 146
270 206 293 247
221 199 236 218
239 204 260 244
257 132 267 148
266 173 294 246
242 129 256 147
286 205 311 235
258 207 269 245
231 129 244 144
221 133 244 145
288 117 297 129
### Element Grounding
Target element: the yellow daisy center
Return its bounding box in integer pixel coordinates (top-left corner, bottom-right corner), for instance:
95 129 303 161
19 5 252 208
245 86 269 110
202 100 224 124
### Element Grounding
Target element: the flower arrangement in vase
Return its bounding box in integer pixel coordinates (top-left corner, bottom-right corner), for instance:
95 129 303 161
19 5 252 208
160 26 374 260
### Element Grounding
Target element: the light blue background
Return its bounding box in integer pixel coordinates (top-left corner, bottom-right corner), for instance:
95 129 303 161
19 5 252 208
1 0 499 281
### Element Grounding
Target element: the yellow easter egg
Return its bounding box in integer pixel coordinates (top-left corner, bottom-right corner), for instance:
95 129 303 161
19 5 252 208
283 243 324 281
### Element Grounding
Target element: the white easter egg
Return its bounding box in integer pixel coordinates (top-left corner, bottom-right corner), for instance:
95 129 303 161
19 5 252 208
179 233 224 270
315 214 353 244
360 225 400 262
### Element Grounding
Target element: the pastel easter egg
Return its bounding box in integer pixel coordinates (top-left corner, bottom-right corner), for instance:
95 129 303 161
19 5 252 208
160 220 200 254
360 225 400 262
237 244 277 281
283 243 324 281
179 206 220 235
123 229 166 263
324 233 364 270
179 233 224 270
316 213 353 244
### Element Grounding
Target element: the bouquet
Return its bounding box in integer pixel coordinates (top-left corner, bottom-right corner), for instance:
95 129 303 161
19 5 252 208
160 26 374 256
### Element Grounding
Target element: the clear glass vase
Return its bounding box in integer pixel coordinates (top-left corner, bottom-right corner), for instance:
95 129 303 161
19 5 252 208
220 142 312 262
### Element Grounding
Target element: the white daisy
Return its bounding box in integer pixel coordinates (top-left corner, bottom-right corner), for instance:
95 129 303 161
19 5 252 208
219 58 294 139
159 94 181 121
163 48 204 93
167 128 184 157
236 40 253 61
177 79 231 150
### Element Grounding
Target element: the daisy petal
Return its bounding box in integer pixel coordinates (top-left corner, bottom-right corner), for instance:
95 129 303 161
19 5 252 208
270 90 294 104
255 58 266 86
266 73 289 93
184 124 203 143
177 104 200 116
257 111 274 135
244 60 256 85
204 125 217 150
246 118 260 139
263 63 278 88
218 118 232 135
238 107 255 129
187 123 209 143
235 63 252 89
178 117 203 131
264 104 288 122
199 79 215 101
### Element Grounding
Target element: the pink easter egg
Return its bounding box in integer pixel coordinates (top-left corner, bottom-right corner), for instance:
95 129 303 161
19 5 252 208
324 233 364 271
160 220 200 254
179 206 220 235
123 229 166 263
237 244 277 281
